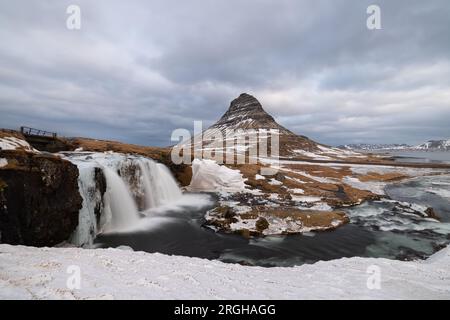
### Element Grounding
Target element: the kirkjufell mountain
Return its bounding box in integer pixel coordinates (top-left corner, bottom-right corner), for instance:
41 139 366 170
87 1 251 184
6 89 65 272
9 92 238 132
210 93 293 134
182 93 362 159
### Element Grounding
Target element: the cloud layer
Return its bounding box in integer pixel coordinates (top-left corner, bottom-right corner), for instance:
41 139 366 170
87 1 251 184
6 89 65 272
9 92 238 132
0 0 449 146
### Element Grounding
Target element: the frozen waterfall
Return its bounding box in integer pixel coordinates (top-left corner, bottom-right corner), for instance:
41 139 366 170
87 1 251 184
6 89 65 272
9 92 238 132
62 152 183 247
138 159 182 209
101 166 140 232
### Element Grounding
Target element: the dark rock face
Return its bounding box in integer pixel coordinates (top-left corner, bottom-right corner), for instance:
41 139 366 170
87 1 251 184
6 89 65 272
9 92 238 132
24 136 75 153
212 93 294 135
93 167 107 225
207 93 320 154
425 207 440 220
0 150 82 246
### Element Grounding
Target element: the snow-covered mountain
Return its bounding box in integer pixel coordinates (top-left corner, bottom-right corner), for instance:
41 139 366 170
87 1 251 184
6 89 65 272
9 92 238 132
181 93 364 159
339 143 411 151
413 139 450 151
210 93 293 135
205 93 319 155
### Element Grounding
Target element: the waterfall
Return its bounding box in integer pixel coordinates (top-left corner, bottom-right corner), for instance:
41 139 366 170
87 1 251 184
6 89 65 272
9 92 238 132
138 159 183 209
63 152 183 246
69 165 100 247
101 167 140 232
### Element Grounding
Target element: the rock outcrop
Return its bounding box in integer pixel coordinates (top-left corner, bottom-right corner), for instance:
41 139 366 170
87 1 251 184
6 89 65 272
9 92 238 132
0 150 82 246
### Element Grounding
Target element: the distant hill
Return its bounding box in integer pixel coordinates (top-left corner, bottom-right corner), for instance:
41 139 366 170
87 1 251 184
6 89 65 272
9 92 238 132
338 143 411 151
413 139 450 151
339 139 450 152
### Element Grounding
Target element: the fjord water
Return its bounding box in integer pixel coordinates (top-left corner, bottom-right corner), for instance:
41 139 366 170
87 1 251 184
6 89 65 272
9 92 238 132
388 150 450 164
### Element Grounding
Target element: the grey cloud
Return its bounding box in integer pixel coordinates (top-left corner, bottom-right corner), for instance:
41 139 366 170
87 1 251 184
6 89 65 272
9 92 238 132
0 0 449 147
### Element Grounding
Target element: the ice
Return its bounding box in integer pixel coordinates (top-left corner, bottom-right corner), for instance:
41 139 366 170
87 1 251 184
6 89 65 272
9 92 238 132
343 176 386 195
188 159 246 192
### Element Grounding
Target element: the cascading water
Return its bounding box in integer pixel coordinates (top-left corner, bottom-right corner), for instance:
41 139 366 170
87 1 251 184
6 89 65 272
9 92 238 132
101 166 140 232
62 152 183 247
69 165 100 247
138 159 182 209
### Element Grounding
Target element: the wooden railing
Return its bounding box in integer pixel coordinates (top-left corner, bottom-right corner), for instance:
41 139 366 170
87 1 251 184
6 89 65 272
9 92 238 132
20 126 57 139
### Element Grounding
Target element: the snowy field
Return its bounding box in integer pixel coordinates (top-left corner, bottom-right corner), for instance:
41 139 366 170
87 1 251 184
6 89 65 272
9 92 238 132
0 244 449 300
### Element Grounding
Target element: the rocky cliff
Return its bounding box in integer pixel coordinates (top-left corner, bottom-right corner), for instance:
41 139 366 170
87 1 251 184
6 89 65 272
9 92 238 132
0 150 82 246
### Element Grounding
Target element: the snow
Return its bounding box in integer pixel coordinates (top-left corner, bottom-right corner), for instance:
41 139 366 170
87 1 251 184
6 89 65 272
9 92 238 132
255 174 265 180
188 159 247 192
343 176 387 195
300 202 332 211
291 196 322 203
0 136 37 152
1 243 449 299
285 168 336 184
0 158 7 168
268 178 283 186
288 188 304 194
293 149 332 160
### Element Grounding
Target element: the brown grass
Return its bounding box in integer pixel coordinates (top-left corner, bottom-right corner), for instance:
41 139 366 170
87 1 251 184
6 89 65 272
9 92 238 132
358 171 409 182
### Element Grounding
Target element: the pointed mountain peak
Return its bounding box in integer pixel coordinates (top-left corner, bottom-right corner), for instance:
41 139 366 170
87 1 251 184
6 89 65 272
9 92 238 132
188 93 323 155
227 93 264 114
211 93 295 134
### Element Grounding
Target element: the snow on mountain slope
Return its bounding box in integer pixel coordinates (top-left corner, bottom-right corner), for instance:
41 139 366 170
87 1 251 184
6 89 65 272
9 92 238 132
414 139 450 151
339 143 411 151
0 243 449 299
179 93 363 159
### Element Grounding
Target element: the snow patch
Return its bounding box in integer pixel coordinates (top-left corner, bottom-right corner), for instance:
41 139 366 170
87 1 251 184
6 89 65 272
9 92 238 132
188 159 246 193
0 158 7 168
1 244 449 299
343 176 386 195
0 136 37 152
268 178 283 186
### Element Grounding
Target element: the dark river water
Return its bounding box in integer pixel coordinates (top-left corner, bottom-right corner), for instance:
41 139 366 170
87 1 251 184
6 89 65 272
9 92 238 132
96 157 450 267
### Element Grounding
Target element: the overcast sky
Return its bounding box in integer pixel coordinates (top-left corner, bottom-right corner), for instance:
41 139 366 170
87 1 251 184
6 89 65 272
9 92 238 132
0 0 449 146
